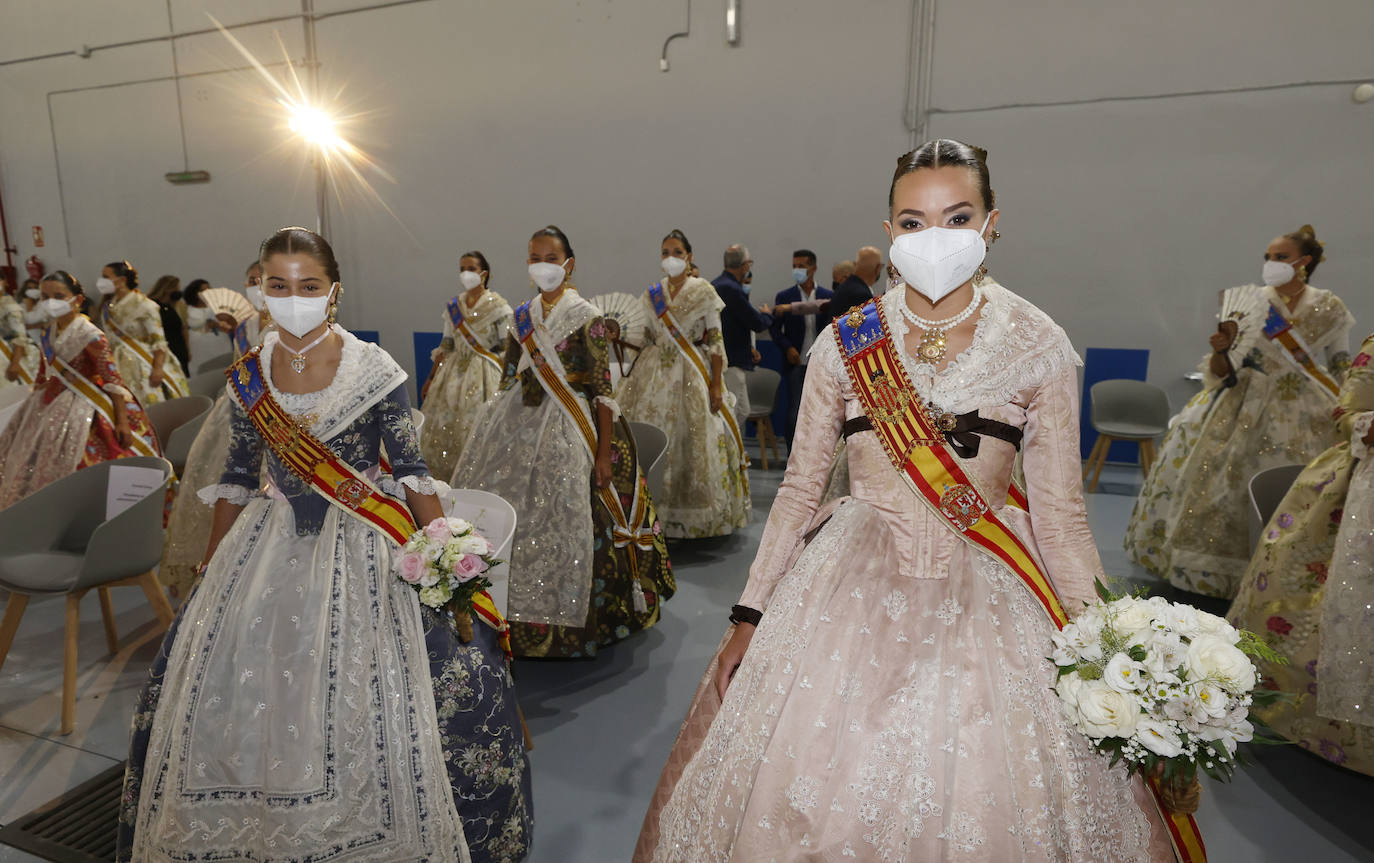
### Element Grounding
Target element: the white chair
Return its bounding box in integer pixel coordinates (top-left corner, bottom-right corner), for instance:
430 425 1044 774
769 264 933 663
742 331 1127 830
144 395 214 451
744 367 783 470
195 351 234 375
441 489 517 619
0 456 176 734
187 369 229 400
627 421 669 503
1248 464 1306 554
1082 379 1171 492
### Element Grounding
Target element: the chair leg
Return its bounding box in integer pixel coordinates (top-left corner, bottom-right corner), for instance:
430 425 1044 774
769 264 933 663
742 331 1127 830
755 420 769 471
0 593 30 674
98 587 119 654
1083 435 1107 481
1139 438 1156 476
1088 435 1114 493
136 571 176 629
763 419 779 465
63 594 80 735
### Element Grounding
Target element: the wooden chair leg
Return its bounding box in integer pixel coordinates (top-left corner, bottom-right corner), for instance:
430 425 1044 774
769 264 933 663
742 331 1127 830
1139 438 1156 476
1083 435 1107 481
763 419 779 465
0 593 30 673
98 587 119 654
63 594 80 735
136 571 175 629
754 419 769 471
1088 435 1114 493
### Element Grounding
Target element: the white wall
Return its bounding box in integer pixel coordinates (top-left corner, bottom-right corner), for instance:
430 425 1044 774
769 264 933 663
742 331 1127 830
1 0 1371 398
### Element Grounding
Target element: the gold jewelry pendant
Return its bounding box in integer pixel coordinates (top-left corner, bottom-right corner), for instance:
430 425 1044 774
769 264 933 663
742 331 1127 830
918 328 947 362
290 353 307 373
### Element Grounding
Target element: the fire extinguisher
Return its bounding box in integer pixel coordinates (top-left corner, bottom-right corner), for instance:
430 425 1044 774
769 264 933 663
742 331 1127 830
25 255 43 282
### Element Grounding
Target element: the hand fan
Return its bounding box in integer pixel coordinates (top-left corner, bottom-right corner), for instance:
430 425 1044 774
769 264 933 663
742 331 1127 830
591 292 650 350
1217 285 1269 370
200 287 256 326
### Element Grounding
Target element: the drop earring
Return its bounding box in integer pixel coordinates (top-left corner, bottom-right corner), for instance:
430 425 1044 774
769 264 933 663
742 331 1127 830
972 264 988 287
1296 264 1308 282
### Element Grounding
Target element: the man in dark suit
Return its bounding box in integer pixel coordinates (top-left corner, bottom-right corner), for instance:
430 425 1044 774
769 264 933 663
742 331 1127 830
713 243 785 427
828 245 884 324
770 249 833 449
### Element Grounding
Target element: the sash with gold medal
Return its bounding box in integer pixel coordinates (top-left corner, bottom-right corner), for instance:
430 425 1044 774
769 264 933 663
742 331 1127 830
1262 303 1339 398
513 300 657 610
647 281 748 468
448 296 504 375
227 348 511 657
834 299 1206 863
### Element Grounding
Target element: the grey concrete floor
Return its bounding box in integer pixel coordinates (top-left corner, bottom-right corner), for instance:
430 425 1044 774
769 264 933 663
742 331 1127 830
2 462 1372 862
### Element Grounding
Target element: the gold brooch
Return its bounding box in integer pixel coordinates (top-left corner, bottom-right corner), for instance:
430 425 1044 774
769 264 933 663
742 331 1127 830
845 308 865 330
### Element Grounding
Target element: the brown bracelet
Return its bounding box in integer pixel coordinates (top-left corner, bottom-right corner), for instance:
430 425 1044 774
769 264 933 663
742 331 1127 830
729 605 762 627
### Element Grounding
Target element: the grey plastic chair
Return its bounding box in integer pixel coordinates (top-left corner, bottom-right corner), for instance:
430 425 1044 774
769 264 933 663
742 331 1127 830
744 368 783 470
0 456 175 734
627 421 669 503
1248 464 1306 554
188 368 230 400
144 395 213 450
164 408 211 476
195 351 235 375
1083 379 1171 492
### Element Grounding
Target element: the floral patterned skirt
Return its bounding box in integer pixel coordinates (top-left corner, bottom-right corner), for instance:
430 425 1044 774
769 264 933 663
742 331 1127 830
637 500 1170 862
1227 443 1374 776
511 420 674 659
157 395 235 602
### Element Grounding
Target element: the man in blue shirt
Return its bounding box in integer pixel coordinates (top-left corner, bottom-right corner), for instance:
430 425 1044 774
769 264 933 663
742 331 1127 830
713 243 785 429
770 249 833 449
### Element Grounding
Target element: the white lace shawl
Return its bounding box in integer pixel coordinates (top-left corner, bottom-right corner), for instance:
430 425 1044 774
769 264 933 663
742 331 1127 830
812 281 1081 414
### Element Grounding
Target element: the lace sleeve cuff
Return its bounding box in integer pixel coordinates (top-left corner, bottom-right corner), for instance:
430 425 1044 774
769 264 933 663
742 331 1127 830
594 395 621 423
101 382 132 400
380 474 446 497
197 483 254 506
1352 411 1374 460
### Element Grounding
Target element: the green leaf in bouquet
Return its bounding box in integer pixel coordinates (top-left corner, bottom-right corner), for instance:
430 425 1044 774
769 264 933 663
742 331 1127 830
1094 577 1117 603
1127 645 1148 663
1236 629 1288 665
1056 664 1078 677
1078 664 1103 681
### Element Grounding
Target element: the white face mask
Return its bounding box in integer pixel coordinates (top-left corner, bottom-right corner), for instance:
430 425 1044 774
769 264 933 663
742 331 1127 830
23 308 46 326
263 285 336 338
792 268 809 285
1262 260 1298 287
661 256 688 278
528 261 568 293
24 289 40 300
40 297 74 320
96 277 117 295
458 270 483 291
244 284 265 311
187 306 211 327
888 213 991 304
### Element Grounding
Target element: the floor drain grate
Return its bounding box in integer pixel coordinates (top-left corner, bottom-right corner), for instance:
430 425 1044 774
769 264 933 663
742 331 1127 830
0 762 125 862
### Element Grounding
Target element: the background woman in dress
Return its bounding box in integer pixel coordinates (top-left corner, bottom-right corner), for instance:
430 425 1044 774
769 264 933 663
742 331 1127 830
616 229 749 538
1126 226 1354 598
636 140 1173 861
452 225 673 659
1228 331 1374 777
98 259 191 405
119 228 531 862
420 250 513 479
0 271 157 508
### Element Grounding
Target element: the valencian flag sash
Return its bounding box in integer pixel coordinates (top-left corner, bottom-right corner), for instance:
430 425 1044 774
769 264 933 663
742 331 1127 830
40 327 159 457
0 339 34 386
513 300 657 609
1262 304 1340 399
647 282 749 468
447 296 503 375
834 299 1206 863
103 303 190 398
227 348 511 657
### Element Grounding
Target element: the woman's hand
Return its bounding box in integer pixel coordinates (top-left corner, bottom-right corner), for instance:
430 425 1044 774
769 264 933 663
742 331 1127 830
709 381 725 414
1209 320 1238 353
714 623 755 700
116 420 133 448
149 367 165 389
4 362 19 382
594 451 613 489
1363 424 1374 447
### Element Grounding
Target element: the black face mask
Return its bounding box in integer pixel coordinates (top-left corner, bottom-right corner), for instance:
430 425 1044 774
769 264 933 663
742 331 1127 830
169 290 183 303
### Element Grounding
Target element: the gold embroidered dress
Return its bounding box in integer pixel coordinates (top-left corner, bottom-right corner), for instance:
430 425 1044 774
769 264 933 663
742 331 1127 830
1227 333 1374 776
104 289 190 406
636 283 1172 862
0 294 38 405
617 277 749 538
421 288 513 479
1125 283 1353 597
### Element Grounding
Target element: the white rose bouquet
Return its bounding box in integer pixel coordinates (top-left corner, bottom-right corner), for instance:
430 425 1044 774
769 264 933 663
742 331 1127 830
1052 580 1285 806
395 517 501 642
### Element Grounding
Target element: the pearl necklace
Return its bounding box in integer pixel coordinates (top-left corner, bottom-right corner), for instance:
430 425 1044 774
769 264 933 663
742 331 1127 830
283 324 335 373
898 284 984 363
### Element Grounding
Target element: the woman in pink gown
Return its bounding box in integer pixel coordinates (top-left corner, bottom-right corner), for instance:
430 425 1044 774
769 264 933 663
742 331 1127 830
635 140 1174 862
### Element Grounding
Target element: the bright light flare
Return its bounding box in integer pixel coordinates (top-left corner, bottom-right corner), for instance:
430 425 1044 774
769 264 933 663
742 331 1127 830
285 101 343 150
